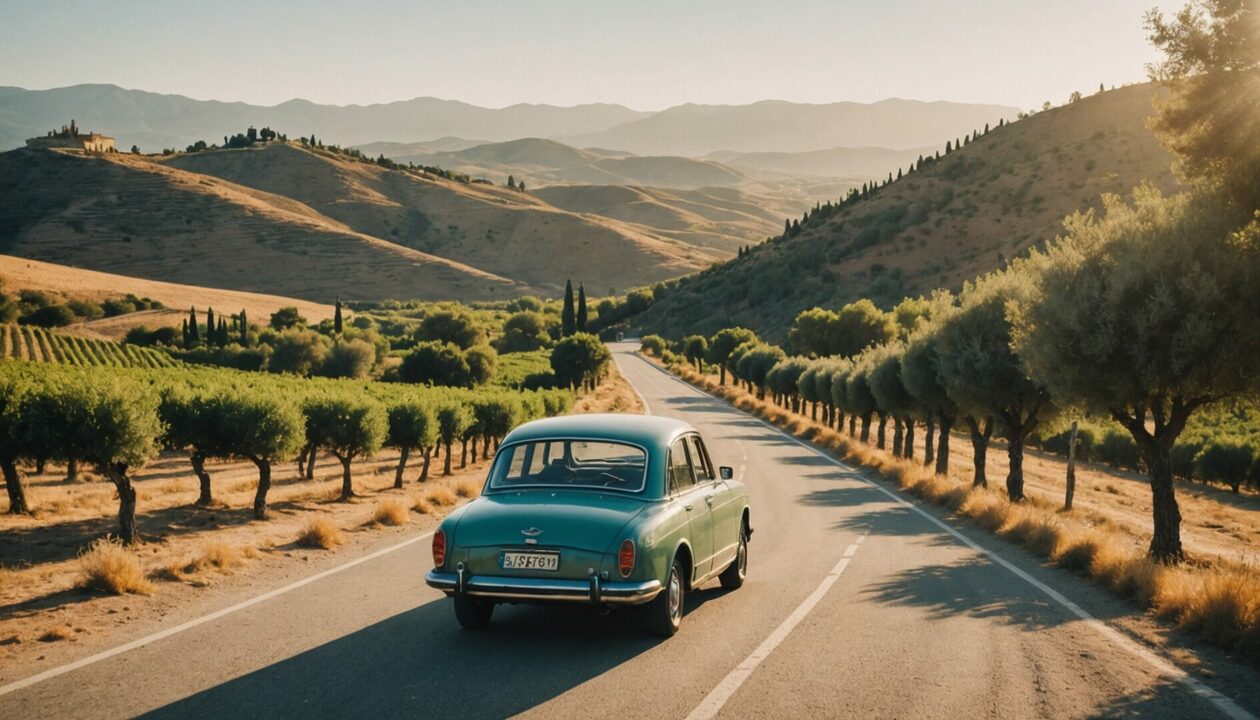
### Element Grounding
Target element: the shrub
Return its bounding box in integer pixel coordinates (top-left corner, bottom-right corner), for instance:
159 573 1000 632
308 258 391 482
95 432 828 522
399 341 473 387
1096 430 1141 471
1196 441 1255 492
465 345 498 385
640 335 667 357
320 338 376 379
415 310 485 349
372 499 410 526
20 304 76 328
78 537 154 594
296 518 344 549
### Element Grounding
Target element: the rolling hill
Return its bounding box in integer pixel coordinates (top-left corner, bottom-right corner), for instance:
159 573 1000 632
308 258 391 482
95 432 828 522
560 98 1021 156
162 142 721 294
533 185 809 251
626 84 1180 341
0 147 539 302
0 84 649 151
705 145 938 180
365 137 749 190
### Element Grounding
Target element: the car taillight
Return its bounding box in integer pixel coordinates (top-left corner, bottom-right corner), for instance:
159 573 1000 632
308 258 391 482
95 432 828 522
618 539 635 577
433 529 446 568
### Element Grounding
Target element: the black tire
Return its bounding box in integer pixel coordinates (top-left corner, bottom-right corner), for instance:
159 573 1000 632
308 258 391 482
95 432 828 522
719 521 748 590
645 556 685 637
453 595 494 630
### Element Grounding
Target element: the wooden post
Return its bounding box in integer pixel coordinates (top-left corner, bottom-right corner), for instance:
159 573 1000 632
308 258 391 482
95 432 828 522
1064 421 1079 511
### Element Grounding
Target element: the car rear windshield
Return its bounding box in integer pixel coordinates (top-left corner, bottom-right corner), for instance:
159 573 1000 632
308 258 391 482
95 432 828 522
489 439 648 492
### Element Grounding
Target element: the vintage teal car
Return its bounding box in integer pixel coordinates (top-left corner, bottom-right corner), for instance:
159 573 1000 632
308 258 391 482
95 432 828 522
425 414 751 636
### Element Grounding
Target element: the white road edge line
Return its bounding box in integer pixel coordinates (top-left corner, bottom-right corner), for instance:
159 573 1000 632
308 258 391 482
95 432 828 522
0 530 435 698
629 355 1256 720
685 539 864 720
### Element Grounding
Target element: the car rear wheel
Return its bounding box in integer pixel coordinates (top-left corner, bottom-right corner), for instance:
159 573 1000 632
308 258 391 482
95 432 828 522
719 522 748 590
453 595 495 630
645 557 684 637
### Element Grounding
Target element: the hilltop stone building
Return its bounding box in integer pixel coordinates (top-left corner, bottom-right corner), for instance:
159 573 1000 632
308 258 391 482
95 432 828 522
26 120 116 152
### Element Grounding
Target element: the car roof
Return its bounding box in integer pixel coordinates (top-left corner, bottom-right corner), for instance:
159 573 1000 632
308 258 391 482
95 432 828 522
502 414 695 451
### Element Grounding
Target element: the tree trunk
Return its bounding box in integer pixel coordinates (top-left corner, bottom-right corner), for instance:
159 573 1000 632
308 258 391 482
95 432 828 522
966 416 992 488
876 414 887 450
338 455 355 501
1064 421 1078 511
305 445 317 479
252 459 271 520
482 433 492 460
2 458 29 515
444 441 453 476
470 436 479 463
65 458 79 483
104 463 137 544
1145 442 1184 562
1007 434 1026 502
460 439 469 469
811 403 818 422
419 446 433 482
858 414 869 442
923 419 936 467
35 457 45 475
394 447 410 489
719 366 726 386
191 451 213 506
892 417 904 456
296 444 309 476
935 415 952 476
904 418 915 459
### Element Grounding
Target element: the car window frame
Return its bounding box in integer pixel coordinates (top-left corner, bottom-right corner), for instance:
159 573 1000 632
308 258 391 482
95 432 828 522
486 436 651 494
689 435 715 483
667 436 698 496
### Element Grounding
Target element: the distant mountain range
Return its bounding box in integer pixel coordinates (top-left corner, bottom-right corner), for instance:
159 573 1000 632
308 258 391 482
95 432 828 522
0 84 1019 158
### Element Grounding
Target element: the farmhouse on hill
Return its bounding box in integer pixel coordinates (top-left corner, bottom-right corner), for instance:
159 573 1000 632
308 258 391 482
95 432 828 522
26 119 116 152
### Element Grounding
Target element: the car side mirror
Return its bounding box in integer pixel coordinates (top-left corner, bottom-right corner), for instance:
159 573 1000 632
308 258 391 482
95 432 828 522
719 466 734 480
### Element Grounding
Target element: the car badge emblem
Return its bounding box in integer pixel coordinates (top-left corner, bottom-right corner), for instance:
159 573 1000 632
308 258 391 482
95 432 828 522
521 527 543 537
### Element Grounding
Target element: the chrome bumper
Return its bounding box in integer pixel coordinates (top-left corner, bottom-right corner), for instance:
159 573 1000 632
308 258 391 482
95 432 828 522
426 568 663 605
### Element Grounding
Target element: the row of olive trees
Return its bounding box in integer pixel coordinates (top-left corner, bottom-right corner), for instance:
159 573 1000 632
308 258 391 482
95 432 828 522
712 185 1259 563
1 365 572 544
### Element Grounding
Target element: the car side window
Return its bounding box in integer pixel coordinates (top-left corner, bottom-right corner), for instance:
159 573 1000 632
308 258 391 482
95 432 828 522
689 436 714 482
668 438 696 494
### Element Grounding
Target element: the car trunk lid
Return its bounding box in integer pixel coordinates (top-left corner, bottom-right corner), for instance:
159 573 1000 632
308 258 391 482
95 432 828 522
454 490 646 553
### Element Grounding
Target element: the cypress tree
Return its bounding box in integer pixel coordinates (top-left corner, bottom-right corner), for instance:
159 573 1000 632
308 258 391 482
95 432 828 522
239 309 249 346
784 218 791 236
181 319 189 347
561 280 576 337
945 140 952 154
206 307 215 342
576 283 588 332
507 175 516 190
188 307 199 343
984 122 990 134
896 168 903 180
334 297 343 334
218 318 228 346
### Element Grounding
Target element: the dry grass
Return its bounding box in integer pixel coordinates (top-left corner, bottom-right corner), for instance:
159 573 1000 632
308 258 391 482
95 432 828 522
296 518 344 550
663 356 1260 664
424 487 459 508
163 541 255 581
454 479 481 499
371 499 409 526
412 495 435 515
37 626 76 643
77 538 154 595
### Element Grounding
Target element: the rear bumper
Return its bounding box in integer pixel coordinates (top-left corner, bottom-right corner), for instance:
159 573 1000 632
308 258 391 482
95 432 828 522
426 567 662 605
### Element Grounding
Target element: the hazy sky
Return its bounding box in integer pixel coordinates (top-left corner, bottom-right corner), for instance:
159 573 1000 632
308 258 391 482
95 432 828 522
0 0 1174 110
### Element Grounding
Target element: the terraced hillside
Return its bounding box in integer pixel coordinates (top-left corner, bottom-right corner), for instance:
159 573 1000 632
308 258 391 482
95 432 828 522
629 84 1181 341
0 324 176 368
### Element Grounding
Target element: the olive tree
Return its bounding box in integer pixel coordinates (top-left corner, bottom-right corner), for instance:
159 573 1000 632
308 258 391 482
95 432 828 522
498 311 548 352
305 396 388 501
57 375 163 544
320 338 376 379
1011 188 1260 561
416 309 486 349
550 333 610 391
868 344 916 458
0 373 31 514
400 341 473 387
159 389 229 506
682 335 708 371
831 300 897 357
220 393 305 519
437 403 472 476
937 270 1053 499
386 401 437 487
900 325 960 475
707 328 758 385
844 355 880 443
737 344 786 400
769 357 810 413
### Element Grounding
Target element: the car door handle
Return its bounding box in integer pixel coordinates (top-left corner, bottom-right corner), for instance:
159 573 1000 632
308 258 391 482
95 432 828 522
684 504 694 511
705 495 714 504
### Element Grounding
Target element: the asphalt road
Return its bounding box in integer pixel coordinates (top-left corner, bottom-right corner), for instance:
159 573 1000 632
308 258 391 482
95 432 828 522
1 342 1257 719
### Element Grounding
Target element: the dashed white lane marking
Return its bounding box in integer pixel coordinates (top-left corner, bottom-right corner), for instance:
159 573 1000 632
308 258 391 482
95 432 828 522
685 536 866 720
0 531 436 698
622 352 1256 720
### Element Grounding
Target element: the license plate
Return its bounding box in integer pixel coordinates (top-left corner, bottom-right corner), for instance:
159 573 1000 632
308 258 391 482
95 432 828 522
501 551 560 571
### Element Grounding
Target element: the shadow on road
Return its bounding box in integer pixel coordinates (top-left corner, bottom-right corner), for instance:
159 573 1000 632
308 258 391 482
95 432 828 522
137 589 735 720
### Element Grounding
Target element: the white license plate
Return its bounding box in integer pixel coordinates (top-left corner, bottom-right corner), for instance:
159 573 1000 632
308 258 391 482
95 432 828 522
501 551 560 571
